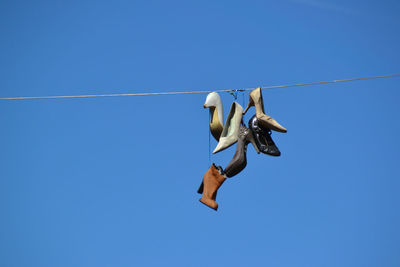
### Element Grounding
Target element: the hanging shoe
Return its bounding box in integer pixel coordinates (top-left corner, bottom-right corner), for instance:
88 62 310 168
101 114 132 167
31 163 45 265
243 87 287 133
224 126 260 178
248 115 281 156
213 102 243 154
203 92 224 141
197 164 226 211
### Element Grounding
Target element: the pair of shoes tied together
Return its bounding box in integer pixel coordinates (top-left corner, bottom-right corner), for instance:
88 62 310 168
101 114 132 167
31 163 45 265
199 87 287 211
204 93 244 154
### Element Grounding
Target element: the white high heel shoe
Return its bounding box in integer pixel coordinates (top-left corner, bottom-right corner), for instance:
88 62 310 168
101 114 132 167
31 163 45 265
213 102 243 154
204 92 224 141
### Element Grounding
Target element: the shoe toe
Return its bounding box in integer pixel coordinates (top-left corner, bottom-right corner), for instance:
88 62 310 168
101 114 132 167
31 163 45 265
213 137 237 154
267 147 281 156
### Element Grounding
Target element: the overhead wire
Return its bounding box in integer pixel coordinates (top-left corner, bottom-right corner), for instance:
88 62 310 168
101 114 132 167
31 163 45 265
0 74 399 101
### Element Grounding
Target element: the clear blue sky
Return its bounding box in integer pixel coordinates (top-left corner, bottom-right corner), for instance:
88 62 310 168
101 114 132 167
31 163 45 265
1 0 400 266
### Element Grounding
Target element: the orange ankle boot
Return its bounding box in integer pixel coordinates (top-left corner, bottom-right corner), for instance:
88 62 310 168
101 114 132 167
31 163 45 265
197 164 226 211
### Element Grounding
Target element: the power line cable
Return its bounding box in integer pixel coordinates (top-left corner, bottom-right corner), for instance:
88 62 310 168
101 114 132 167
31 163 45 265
0 74 399 101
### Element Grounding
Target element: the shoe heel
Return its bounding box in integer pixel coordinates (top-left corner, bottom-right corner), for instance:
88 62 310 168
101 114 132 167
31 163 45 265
197 181 204 194
248 131 260 154
243 94 254 115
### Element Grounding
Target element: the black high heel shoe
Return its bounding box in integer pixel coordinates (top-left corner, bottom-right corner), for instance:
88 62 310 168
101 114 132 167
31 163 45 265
224 126 260 178
248 115 281 157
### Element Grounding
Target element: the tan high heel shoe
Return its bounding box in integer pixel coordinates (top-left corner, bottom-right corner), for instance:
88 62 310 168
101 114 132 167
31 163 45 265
243 87 287 133
197 164 226 211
